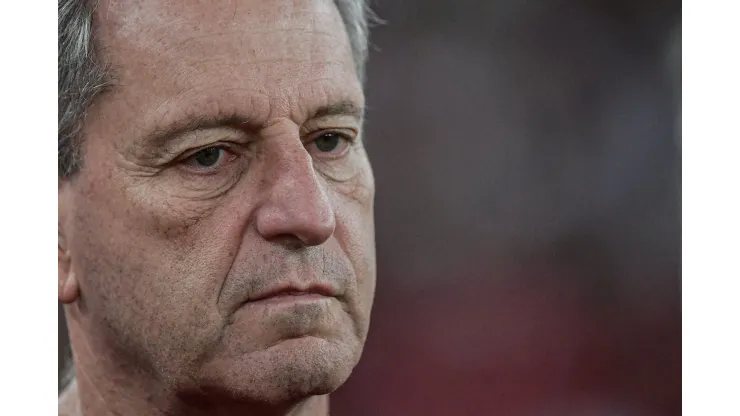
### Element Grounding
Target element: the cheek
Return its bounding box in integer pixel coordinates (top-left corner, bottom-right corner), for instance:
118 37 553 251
117 192 242 304
333 161 376 278
70 170 245 360
333 195 376 332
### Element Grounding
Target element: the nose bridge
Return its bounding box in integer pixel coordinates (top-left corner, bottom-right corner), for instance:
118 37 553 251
255 128 335 247
269 141 324 203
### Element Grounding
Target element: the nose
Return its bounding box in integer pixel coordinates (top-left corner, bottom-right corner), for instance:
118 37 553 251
255 139 336 248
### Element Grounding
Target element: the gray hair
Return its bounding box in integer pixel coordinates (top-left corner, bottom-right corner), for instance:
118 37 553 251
58 0 378 178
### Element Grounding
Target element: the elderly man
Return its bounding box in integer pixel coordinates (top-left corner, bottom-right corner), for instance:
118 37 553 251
58 0 376 414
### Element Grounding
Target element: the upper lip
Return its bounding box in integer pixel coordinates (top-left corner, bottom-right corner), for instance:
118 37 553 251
249 283 338 302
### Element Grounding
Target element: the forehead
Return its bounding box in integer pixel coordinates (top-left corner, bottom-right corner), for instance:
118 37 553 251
94 0 361 130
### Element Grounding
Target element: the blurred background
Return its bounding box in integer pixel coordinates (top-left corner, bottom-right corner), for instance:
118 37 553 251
59 0 681 414
332 0 681 414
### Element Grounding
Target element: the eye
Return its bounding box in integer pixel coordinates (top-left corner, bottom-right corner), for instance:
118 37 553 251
182 147 236 170
308 132 352 157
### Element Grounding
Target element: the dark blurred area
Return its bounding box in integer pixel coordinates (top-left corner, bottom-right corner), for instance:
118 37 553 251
332 0 681 414
59 0 681 414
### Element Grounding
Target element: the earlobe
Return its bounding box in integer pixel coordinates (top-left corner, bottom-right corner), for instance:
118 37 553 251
59 270 80 304
58 230 80 304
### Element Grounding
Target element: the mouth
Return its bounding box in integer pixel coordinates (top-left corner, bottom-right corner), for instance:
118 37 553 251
248 283 337 304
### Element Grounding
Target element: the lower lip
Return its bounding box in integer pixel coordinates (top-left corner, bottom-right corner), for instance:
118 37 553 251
248 293 331 306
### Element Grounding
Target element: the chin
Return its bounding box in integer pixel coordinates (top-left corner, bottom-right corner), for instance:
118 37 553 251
193 335 361 404
262 336 358 401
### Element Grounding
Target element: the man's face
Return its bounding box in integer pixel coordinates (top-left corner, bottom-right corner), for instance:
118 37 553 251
59 0 375 403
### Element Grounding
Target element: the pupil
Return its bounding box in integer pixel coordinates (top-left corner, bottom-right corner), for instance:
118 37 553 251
195 148 221 167
315 134 340 152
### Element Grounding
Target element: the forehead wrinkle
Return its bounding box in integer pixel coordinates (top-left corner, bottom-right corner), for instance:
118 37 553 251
95 1 356 93
129 82 362 153
110 32 352 95
101 0 342 50
91 0 362 157
133 88 268 141
97 11 351 95
270 81 364 123
153 28 344 63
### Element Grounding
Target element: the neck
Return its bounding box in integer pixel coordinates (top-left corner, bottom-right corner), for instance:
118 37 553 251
62 311 330 416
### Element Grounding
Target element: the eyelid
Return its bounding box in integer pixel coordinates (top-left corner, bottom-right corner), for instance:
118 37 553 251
304 128 358 144
160 126 251 159
176 142 240 162
301 115 358 135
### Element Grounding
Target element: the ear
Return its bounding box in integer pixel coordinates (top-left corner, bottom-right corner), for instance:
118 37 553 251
59 183 79 304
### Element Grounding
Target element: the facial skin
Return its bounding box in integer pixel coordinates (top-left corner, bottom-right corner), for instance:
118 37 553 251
58 0 375 414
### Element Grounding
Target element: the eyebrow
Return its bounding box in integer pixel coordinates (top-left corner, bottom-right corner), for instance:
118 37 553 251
136 113 251 152
310 101 365 120
139 100 364 149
